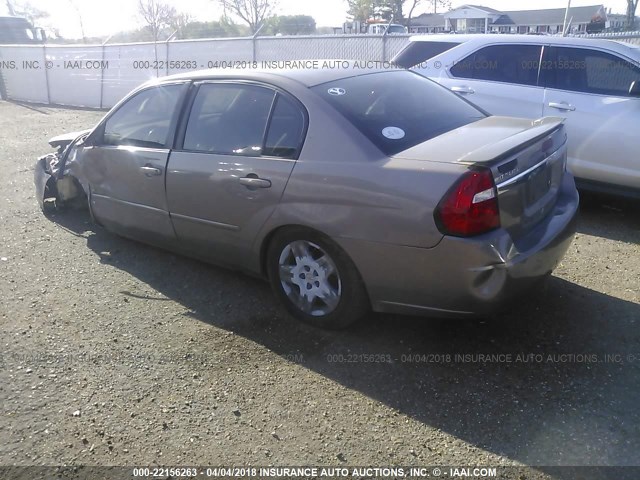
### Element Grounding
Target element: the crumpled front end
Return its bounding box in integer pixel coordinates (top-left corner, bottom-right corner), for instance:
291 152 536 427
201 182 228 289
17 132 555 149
34 131 90 212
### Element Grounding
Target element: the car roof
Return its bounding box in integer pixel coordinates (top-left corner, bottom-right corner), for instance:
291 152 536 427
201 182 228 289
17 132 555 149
408 33 635 49
156 61 391 88
0 16 31 26
407 34 640 59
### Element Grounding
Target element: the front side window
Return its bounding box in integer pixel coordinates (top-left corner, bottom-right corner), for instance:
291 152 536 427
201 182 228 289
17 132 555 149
312 71 485 156
184 83 275 155
451 44 542 86
102 84 184 148
544 47 640 96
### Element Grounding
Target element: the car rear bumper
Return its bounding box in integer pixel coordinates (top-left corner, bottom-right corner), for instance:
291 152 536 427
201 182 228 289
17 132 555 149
335 173 579 317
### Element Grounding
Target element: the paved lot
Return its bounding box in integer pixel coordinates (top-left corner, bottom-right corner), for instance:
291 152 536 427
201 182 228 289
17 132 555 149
0 101 639 478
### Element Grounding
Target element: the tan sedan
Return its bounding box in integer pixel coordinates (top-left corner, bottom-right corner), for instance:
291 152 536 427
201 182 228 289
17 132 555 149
35 66 579 329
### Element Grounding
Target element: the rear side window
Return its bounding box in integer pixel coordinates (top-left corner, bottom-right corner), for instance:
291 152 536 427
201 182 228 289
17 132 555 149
312 71 485 156
544 47 640 96
184 83 275 155
103 84 185 148
450 44 542 86
394 42 460 68
264 95 305 159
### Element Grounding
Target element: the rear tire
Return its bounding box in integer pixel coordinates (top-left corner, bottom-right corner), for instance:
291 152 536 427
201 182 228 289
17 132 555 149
266 228 369 329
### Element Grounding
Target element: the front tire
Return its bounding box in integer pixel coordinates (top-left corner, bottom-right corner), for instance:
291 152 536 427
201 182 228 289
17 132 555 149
266 228 369 329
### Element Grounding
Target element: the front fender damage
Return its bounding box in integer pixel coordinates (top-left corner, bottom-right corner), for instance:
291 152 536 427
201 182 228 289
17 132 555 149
35 132 90 212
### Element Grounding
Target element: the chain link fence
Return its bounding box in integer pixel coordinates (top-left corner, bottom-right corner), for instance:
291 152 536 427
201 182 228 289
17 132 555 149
0 34 410 108
0 32 638 108
567 31 640 45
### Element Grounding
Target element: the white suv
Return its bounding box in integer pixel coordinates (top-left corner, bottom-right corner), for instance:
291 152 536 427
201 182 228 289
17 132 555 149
394 35 640 198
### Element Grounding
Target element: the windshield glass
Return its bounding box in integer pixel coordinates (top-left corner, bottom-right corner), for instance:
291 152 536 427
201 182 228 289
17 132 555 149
312 71 485 156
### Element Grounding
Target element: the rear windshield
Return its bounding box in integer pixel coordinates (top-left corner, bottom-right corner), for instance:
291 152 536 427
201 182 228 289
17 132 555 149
312 71 485 156
386 25 407 34
393 41 460 68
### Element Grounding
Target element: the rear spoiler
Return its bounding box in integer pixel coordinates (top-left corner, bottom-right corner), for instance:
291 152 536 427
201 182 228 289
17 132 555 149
459 117 565 165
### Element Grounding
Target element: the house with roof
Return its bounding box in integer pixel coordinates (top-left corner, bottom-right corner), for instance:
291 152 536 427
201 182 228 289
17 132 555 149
407 13 446 33
409 4 615 35
605 12 638 31
488 5 608 34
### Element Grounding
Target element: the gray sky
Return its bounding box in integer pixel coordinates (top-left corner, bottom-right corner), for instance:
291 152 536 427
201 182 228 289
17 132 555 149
1 0 630 39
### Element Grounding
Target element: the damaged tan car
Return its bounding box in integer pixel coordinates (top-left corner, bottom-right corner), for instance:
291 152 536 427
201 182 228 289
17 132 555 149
36 130 92 211
35 67 579 329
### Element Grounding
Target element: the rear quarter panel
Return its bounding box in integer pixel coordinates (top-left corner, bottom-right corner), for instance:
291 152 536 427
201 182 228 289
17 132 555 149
252 90 468 254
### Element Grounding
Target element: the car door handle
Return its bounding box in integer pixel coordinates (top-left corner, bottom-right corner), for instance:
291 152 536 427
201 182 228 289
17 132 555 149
450 86 475 94
239 176 272 189
140 165 162 177
548 102 576 112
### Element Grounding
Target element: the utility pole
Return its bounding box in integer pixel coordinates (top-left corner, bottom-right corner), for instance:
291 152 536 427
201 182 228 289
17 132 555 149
563 0 572 36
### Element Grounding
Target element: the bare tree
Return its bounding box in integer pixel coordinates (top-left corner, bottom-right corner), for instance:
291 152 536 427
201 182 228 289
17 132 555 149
429 0 450 14
6 0 49 23
405 0 421 28
138 0 177 41
348 0 449 29
68 0 86 42
170 12 194 38
215 0 276 34
627 0 639 30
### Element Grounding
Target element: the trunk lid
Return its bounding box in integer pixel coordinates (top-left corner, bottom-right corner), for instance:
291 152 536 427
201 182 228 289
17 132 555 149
394 116 568 239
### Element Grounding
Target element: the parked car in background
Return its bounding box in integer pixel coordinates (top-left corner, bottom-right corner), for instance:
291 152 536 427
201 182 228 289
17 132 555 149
368 23 408 34
34 66 578 329
394 35 640 198
339 21 408 34
0 16 46 44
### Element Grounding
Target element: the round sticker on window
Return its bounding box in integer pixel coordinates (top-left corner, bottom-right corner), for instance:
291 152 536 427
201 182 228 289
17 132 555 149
382 126 405 140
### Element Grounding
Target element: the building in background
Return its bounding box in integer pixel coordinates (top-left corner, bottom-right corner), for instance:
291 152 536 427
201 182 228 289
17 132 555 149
408 4 632 35
408 13 446 33
486 5 607 34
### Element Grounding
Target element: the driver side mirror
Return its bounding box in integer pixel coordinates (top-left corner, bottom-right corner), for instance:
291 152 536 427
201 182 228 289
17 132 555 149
630 80 640 97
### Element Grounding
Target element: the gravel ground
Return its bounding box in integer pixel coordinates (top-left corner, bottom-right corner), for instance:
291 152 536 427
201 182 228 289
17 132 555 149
1 101 639 479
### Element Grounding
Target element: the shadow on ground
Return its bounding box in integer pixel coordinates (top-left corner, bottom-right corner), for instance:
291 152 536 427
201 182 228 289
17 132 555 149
577 192 640 243
45 206 640 478
6 100 107 114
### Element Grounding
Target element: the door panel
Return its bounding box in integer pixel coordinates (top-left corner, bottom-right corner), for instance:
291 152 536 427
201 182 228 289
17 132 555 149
166 83 305 266
441 43 545 119
440 78 545 118
542 92 640 188
82 146 175 241
541 46 640 189
82 83 187 242
166 152 295 265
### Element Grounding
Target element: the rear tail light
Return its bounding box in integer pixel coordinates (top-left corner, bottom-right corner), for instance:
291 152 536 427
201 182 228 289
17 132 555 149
435 168 500 237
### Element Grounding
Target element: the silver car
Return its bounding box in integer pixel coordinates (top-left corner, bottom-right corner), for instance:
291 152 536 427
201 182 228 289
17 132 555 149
35 66 579 329
394 35 640 198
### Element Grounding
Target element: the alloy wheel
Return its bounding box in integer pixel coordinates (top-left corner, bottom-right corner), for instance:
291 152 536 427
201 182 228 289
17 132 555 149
277 240 342 316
